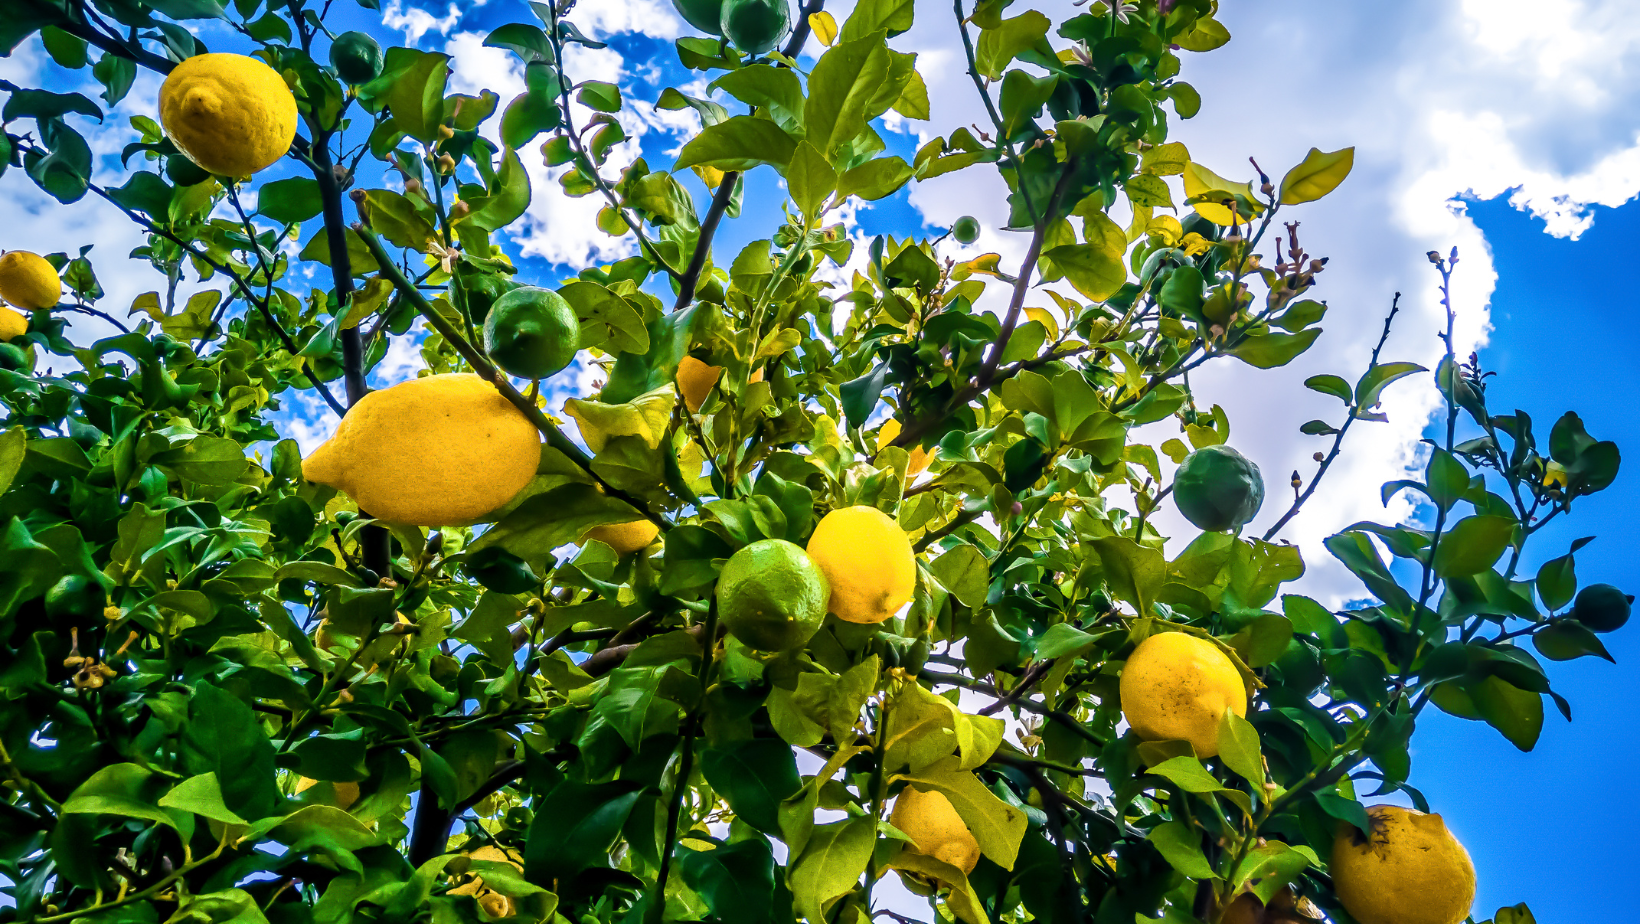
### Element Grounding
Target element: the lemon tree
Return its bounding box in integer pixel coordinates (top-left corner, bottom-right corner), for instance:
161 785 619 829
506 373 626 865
0 3 1625 924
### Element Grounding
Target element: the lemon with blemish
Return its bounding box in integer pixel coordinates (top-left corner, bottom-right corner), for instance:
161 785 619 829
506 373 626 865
1331 805 1476 924
1118 631 1246 757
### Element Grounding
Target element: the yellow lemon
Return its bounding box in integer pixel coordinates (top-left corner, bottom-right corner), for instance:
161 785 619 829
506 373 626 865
677 355 721 412
294 776 361 810
891 786 980 875
806 505 915 624
450 845 523 918
1331 806 1475 924
1118 631 1246 757
582 519 660 556
159 53 297 177
0 306 27 342
303 373 540 527
876 418 929 476
0 251 60 310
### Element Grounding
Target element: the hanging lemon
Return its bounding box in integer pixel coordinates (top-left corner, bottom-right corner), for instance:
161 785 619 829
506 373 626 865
806 505 916 624
159 53 298 177
0 251 60 310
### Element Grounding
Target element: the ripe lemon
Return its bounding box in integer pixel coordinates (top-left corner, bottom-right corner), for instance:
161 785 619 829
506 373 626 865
482 286 580 381
876 418 929 476
1118 631 1245 757
1331 805 1475 924
1173 444 1264 532
891 786 980 875
583 519 660 556
677 355 722 412
0 251 60 310
716 538 829 652
159 53 298 177
806 505 916 624
303 373 540 527
0 306 27 342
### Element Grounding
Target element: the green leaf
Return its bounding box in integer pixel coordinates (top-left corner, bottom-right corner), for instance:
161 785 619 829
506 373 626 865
711 65 805 134
1425 449 1468 513
841 0 914 41
470 483 643 564
159 773 250 825
1035 623 1099 660
576 80 621 112
1145 756 1224 793
1147 820 1217 879
1045 242 1127 302
1536 553 1577 612
1279 147 1355 204
258 177 324 224
1469 674 1544 751
1355 361 1425 410
0 427 26 496
370 48 450 143
484 22 555 63
63 763 177 828
804 33 892 158
786 141 836 218
1303 374 1351 404
1091 536 1165 615
182 682 283 819
929 544 988 608
894 756 1028 869
674 116 798 172
559 279 649 355
835 156 913 201
1532 621 1614 663
1230 328 1322 369
465 146 532 231
1433 516 1516 578
1124 174 1174 209
788 817 875 922
974 11 1051 80
1325 531 1413 613
700 739 802 834
839 361 889 430
1230 842 1312 903
678 838 785 924
150 436 248 485
524 781 643 880
1216 710 1264 786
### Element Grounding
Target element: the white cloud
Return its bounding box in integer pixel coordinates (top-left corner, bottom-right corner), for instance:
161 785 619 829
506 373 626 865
383 1 470 45
574 0 684 40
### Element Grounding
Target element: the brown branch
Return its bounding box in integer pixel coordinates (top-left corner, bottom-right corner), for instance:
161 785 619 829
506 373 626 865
976 658 1055 716
671 172 738 313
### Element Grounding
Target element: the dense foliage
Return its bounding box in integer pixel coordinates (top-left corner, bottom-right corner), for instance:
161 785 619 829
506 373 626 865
0 2 1624 924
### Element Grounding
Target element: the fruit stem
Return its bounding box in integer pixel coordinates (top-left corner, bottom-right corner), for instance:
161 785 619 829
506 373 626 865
352 225 674 532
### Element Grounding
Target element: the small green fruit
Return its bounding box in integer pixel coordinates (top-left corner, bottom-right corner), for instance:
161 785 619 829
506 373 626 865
165 155 211 187
461 272 520 326
952 216 980 244
0 342 30 371
717 538 830 652
330 31 384 85
1573 583 1631 632
721 0 791 55
1172 444 1264 532
673 0 727 35
482 286 580 380
464 546 539 594
45 574 106 621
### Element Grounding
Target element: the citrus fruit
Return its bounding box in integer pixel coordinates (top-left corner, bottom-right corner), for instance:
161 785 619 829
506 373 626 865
952 216 980 244
677 355 722 412
45 574 106 621
482 286 580 380
462 272 520 326
0 306 27 342
1118 631 1245 757
1331 805 1475 924
716 538 830 652
721 0 790 55
165 154 212 187
1572 582 1631 632
294 776 360 810
672 0 726 35
1172 444 1264 532
329 31 384 85
0 342 30 371
449 845 523 918
159 53 298 177
876 418 930 476
891 786 980 875
806 505 916 624
463 546 538 593
302 373 541 527
583 520 660 556
0 251 60 310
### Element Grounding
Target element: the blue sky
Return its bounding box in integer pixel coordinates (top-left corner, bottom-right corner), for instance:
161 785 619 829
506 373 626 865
4 0 1640 919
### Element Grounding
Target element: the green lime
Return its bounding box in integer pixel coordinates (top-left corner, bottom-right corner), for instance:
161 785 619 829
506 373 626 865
0 342 30 371
464 546 538 594
721 0 791 55
952 216 980 244
45 574 106 621
1173 444 1264 532
1572 583 1631 632
673 0 726 35
717 538 830 652
165 154 212 187
330 31 384 85
482 286 580 381
461 272 520 326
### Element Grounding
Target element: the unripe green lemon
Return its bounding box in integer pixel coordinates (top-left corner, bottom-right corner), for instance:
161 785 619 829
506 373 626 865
672 0 727 35
716 538 830 652
464 546 538 594
952 216 980 244
45 574 106 621
1172 444 1264 532
165 154 212 186
721 0 791 55
1573 582 1631 632
462 273 520 326
0 342 30 371
330 31 384 85
482 286 580 381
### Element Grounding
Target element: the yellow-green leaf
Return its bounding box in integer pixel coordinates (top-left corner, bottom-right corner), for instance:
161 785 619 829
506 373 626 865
1279 146 1355 205
893 756 1027 870
563 387 674 453
810 10 838 45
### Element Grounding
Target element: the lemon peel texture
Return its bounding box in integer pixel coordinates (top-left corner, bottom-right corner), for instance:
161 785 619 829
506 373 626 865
0 251 60 310
303 373 540 527
806 505 916 624
583 520 660 556
1118 631 1246 757
1331 805 1476 924
160 53 298 177
891 786 981 875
